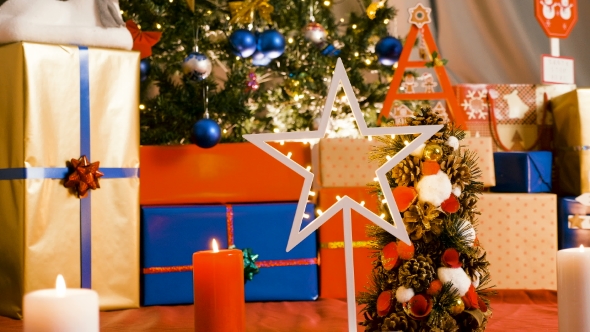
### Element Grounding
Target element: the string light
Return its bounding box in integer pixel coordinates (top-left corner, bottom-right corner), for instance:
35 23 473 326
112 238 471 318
380 213 386 219
352 24 357 29
368 136 372 141
360 201 366 206
303 213 310 219
137 24 141 29
323 0 330 6
317 209 324 216
273 128 280 133
287 152 293 159
354 52 359 57
386 155 392 161
336 195 342 201
306 166 312 171
340 18 345 22
383 19 390 24
309 191 316 197
139 104 145 110
382 198 387 204
288 37 294 43
365 59 371 65
390 134 395 138
374 177 379 181
156 23 162 29
404 140 410 146
223 129 228 134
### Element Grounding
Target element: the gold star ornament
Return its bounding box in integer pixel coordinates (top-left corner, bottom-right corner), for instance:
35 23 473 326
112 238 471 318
408 3 432 28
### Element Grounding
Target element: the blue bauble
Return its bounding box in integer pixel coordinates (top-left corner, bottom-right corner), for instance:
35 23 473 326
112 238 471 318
191 119 221 149
252 51 271 66
229 29 257 58
140 59 150 82
257 29 286 59
182 52 212 81
375 36 403 66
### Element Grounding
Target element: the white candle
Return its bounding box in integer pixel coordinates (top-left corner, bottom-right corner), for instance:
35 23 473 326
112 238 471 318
558 245 590 332
23 275 99 332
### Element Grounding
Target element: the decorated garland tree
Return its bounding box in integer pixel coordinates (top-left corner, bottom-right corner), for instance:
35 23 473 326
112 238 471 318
120 0 403 146
358 107 494 331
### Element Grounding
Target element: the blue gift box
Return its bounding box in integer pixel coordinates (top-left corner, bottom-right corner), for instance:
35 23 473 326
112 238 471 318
141 203 318 305
491 151 552 193
558 197 590 249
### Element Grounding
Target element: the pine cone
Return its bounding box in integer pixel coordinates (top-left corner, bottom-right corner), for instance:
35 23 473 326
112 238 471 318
380 311 419 331
391 156 421 187
403 201 444 243
398 255 436 292
430 314 460 332
411 107 446 127
457 194 479 223
462 252 490 280
440 155 471 190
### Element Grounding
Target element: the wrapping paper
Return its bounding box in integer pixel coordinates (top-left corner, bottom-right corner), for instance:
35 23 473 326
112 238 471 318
454 84 576 151
317 187 379 298
140 142 311 205
0 42 140 318
558 197 590 249
551 89 590 196
141 203 318 305
318 138 379 188
477 193 557 290
462 137 496 187
491 152 552 193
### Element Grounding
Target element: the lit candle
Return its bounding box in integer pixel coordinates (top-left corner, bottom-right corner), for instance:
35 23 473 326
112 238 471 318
193 239 245 332
558 245 590 332
23 275 99 332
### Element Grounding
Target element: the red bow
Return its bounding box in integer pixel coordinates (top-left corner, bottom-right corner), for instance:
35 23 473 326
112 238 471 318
126 20 162 59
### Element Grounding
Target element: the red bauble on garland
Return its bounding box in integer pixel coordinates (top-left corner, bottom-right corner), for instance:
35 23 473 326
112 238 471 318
461 284 479 310
442 248 462 268
397 241 415 260
441 194 460 213
381 242 399 271
392 186 418 212
377 290 393 317
403 294 433 320
422 160 441 175
426 279 443 295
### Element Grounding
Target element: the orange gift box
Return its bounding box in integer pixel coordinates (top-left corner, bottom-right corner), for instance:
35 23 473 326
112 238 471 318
318 187 380 298
140 142 311 205
477 193 557 290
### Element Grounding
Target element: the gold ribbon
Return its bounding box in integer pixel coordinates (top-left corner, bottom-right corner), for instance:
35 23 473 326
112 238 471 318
320 241 373 249
229 0 274 24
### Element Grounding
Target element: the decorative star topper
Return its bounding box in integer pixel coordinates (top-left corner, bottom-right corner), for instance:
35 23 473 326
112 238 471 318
408 3 432 28
125 20 162 59
64 156 104 198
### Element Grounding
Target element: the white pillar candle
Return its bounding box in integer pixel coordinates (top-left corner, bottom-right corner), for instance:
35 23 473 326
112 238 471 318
558 245 590 332
23 275 99 332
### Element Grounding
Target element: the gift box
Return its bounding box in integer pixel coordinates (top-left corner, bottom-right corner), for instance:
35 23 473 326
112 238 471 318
0 42 140 318
491 151 552 193
317 138 379 188
558 197 590 249
455 84 576 151
140 142 311 205
477 193 557 289
317 187 379 298
551 89 590 196
141 203 318 305
462 137 496 187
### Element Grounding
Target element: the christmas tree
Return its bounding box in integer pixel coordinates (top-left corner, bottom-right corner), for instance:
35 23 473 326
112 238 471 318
358 108 494 331
119 0 401 145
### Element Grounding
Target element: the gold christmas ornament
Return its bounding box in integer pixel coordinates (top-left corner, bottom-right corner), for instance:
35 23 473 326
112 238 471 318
448 297 465 315
366 1 384 20
422 143 443 162
284 77 302 98
229 0 274 24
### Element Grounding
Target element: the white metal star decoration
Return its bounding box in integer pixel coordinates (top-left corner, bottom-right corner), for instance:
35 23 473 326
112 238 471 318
244 58 442 331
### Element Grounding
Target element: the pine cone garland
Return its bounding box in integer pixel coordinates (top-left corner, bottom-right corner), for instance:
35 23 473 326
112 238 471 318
392 156 421 187
380 311 419 331
441 155 471 190
398 255 436 292
403 201 444 243
411 107 446 127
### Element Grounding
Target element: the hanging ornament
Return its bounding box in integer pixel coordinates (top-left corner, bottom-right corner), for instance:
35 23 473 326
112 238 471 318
139 59 150 82
257 29 286 59
182 52 212 81
283 77 303 97
303 22 327 45
422 143 443 161
375 36 402 66
252 51 272 66
366 1 385 20
229 29 257 58
228 0 274 25
448 297 465 315
192 86 221 149
441 248 462 268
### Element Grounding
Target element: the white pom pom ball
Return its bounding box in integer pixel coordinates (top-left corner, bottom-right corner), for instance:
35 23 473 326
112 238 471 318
438 267 472 296
395 286 415 303
446 136 459 150
416 170 452 207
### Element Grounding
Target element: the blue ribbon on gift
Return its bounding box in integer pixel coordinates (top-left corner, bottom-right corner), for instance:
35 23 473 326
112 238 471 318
0 46 139 289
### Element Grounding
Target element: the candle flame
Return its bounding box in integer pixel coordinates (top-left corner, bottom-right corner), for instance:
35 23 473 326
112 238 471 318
580 244 585 252
56 274 66 297
212 239 219 253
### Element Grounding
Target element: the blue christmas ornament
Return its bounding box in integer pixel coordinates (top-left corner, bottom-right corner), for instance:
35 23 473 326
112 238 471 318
140 59 150 82
375 36 403 66
229 29 257 58
257 29 286 59
191 118 221 149
182 52 212 81
252 51 272 66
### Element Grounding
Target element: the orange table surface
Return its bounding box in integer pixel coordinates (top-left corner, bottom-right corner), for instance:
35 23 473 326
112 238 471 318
0 290 557 331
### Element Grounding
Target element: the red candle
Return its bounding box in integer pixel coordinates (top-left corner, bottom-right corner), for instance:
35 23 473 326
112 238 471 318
193 239 245 332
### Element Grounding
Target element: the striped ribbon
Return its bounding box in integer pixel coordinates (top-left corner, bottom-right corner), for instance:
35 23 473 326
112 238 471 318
143 204 318 275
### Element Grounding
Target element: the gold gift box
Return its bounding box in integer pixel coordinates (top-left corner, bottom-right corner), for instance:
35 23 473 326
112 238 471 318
551 89 590 196
0 42 140 318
